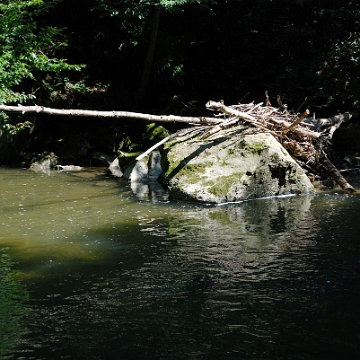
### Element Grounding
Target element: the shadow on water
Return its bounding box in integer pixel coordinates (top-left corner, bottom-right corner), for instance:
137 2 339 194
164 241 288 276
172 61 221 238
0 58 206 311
0 168 360 359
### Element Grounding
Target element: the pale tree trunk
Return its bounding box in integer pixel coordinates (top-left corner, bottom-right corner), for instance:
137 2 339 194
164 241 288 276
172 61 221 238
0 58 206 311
0 104 220 125
134 5 161 106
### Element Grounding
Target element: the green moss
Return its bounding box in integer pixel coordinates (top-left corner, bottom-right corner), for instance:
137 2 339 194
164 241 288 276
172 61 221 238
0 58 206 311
163 139 183 149
227 140 268 157
206 179 216 187
164 154 213 183
179 162 211 184
162 148 182 178
184 162 209 173
144 123 170 141
207 173 244 196
165 158 181 177
244 142 269 154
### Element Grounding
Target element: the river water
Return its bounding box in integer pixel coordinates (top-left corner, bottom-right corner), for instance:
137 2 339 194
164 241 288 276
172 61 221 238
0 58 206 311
0 167 359 359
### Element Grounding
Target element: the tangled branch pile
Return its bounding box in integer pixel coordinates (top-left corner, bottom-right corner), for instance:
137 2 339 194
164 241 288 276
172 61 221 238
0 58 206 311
204 95 355 192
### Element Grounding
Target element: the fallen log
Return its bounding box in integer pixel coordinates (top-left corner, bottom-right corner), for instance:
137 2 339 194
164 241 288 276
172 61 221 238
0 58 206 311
0 104 221 125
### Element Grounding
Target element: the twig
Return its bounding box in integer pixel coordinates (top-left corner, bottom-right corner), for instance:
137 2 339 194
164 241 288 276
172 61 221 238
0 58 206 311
265 91 271 106
276 95 287 112
296 97 307 113
238 92 250 103
283 109 310 135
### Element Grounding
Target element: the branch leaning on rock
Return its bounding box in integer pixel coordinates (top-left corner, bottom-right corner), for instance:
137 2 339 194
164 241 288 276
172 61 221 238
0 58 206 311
135 100 286 157
136 126 208 161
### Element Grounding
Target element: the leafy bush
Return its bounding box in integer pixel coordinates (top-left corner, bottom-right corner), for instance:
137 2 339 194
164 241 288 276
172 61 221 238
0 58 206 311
0 0 84 162
0 0 83 104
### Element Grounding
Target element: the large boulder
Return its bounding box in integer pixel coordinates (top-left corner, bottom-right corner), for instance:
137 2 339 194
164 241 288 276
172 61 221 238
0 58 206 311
160 125 313 203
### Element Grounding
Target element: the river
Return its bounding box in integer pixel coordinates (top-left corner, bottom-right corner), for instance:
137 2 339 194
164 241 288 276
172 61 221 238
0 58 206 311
0 167 359 359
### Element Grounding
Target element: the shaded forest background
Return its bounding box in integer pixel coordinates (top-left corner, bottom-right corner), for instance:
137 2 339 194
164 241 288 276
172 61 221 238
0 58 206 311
1 0 360 165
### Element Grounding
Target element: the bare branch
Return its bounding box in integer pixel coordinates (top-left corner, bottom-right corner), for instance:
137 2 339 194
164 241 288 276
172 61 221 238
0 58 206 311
283 109 310 135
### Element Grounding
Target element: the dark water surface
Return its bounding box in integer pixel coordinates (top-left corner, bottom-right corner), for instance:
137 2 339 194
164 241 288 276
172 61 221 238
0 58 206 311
0 167 359 359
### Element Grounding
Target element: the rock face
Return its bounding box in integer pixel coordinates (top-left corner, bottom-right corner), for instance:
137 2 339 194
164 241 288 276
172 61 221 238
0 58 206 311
108 158 123 178
30 152 58 170
160 125 314 203
122 150 163 182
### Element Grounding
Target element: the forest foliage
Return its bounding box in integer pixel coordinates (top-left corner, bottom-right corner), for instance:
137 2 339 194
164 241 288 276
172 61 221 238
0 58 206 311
0 0 360 163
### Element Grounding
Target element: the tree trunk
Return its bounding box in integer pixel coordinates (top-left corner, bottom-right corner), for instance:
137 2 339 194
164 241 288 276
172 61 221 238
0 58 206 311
134 5 161 106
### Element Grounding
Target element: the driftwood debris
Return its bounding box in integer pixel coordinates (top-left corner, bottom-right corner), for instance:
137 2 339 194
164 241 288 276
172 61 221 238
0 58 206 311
204 97 355 192
0 97 356 192
205 100 320 139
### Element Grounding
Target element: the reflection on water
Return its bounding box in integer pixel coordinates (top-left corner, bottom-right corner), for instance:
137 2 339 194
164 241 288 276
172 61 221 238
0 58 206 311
0 168 359 359
0 248 29 358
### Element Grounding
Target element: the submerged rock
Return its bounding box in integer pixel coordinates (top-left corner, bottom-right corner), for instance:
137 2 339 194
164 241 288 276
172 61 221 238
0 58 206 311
160 125 314 203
